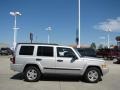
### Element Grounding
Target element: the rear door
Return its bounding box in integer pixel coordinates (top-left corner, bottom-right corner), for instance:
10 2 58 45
16 45 36 72
36 46 56 74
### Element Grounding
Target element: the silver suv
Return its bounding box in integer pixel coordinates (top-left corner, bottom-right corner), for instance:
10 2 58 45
10 43 109 83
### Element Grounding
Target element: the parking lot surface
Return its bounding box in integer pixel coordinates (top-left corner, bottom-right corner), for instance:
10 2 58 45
0 56 120 90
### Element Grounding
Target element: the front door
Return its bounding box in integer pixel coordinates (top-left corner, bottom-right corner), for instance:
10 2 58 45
55 47 84 75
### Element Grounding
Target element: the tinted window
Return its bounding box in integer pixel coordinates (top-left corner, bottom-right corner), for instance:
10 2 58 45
1 48 7 50
77 49 85 56
77 48 96 57
37 46 53 57
57 47 76 58
19 46 34 55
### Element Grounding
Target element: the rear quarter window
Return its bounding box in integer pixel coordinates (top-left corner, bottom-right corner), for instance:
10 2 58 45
19 46 34 55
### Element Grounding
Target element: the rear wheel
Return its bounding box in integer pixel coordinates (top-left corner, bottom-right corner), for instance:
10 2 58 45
24 66 41 82
84 67 101 83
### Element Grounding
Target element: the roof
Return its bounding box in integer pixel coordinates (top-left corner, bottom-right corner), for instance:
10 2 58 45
17 43 72 48
17 43 60 46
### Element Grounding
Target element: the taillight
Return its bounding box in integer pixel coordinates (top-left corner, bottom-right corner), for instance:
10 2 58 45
10 56 15 64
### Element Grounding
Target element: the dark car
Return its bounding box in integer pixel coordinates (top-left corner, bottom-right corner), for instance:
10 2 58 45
76 48 96 57
96 48 118 60
0 48 13 55
0 50 2 55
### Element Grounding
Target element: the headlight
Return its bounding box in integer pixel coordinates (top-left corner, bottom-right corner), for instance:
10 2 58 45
101 63 107 68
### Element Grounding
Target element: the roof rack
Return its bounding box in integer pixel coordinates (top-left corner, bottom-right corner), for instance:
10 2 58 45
17 43 59 45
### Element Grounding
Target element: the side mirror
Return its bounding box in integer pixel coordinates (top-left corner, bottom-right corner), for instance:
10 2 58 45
72 55 78 60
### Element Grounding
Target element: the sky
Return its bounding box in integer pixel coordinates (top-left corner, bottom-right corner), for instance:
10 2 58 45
0 0 120 47
81 0 120 46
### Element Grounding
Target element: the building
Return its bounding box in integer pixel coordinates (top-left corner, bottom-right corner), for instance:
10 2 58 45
0 43 9 49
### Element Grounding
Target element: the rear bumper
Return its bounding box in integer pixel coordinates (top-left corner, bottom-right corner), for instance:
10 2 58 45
10 63 24 73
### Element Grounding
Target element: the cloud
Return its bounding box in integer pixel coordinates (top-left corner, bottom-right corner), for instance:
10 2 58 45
94 17 120 32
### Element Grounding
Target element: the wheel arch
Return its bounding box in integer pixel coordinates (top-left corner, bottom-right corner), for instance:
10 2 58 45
23 64 42 73
84 65 103 76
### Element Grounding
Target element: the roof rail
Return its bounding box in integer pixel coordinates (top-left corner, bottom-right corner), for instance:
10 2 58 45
17 43 59 45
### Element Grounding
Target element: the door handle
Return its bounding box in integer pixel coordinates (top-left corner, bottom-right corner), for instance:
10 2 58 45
57 60 63 62
36 59 42 61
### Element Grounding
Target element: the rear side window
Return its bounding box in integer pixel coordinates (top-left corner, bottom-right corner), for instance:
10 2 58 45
19 46 34 55
37 46 53 57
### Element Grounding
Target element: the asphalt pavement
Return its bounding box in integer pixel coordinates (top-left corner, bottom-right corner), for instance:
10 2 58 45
0 56 120 90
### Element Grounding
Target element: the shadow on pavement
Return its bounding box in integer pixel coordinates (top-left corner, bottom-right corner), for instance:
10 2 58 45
10 73 24 80
41 75 83 82
10 73 84 82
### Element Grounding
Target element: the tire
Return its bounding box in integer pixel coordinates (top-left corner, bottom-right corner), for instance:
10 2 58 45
24 66 41 82
84 67 101 83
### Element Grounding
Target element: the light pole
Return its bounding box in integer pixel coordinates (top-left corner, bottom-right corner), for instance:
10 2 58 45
107 29 111 48
99 36 106 46
46 27 52 43
10 11 21 50
77 0 81 48
105 25 111 48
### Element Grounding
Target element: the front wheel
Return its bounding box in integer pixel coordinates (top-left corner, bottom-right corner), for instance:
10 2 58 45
84 67 101 83
24 66 41 82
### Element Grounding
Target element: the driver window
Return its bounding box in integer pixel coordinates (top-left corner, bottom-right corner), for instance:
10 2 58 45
57 47 75 58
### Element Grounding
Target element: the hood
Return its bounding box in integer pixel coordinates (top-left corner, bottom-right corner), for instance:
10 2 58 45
81 56 105 62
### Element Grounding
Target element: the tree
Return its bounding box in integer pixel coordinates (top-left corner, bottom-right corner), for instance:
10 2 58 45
90 42 96 50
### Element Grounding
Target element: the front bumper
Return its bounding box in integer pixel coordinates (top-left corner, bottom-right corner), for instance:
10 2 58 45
102 67 109 75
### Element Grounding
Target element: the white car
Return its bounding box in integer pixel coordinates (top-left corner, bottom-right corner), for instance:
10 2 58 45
10 43 109 83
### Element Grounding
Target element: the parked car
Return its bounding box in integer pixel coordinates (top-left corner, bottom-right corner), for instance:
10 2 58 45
113 58 120 64
10 43 109 83
0 50 1 55
76 48 96 57
0 48 13 55
96 48 120 60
